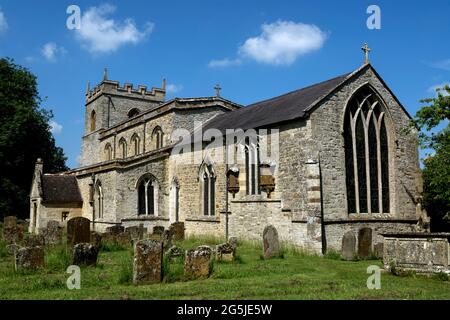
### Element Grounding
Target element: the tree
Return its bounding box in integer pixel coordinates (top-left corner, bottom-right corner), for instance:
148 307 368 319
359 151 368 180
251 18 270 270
414 85 450 231
0 58 68 220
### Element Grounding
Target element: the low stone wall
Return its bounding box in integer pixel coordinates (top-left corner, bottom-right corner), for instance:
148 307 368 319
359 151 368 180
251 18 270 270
382 233 450 273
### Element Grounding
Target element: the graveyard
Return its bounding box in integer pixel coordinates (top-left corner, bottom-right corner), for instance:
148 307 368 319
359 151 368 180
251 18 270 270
0 217 449 300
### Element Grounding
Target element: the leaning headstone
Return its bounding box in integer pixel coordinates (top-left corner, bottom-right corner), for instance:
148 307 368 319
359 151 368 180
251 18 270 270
106 225 124 235
41 220 63 245
133 239 163 285
263 225 280 259
228 237 238 250
184 245 212 278
67 217 91 246
358 228 373 259
162 230 172 248
341 231 357 261
373 243 384 259
73 243 98 266
15 246 44 271
153 226 165 236
216 243 235 262
169 222 185 241
167 245 184 260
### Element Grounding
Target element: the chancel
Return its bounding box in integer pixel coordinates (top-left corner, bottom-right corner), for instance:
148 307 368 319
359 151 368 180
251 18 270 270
29 46 424 254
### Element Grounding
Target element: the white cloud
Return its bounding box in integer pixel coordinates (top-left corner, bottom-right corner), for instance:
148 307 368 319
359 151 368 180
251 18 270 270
238 21 327 65
428 82 450 96
429 59 450 71
49 121 63 134
75 4 153 54
208 58 242 68
41 42 66 61
0 7 8 33
166 83 184 94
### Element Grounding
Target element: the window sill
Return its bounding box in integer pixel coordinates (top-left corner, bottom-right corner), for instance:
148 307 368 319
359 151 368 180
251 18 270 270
185 216 220 223
122 216 169 222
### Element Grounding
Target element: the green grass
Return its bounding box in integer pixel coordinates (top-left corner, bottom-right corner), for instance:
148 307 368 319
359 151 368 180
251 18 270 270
0 235 449 300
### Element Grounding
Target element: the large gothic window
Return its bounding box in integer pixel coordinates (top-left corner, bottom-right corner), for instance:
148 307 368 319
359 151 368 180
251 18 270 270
200 164 215 216
137 175 158 216
245 137 260 195
344 86 390 214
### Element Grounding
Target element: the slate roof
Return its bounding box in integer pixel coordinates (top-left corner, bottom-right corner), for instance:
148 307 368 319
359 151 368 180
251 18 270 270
202 72 351 132
42 174 83 206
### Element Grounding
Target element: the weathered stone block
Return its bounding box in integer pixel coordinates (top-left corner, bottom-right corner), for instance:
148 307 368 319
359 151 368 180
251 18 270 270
374 243 384 259
73 243 98 266
24 234 45 247
133 239 163 285
106 225 124 235
358 228 373 259
216 243 235 262
169 222 184 241
67 217 91 246
263 225 280 259
15 246 44 270
185 245 212 278
41 220 63 245
341 231 356 261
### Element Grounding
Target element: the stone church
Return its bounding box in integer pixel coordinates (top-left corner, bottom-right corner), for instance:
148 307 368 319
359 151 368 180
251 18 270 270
29 59 423 254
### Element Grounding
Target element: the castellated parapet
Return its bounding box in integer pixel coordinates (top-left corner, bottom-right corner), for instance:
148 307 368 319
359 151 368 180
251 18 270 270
86 79 166 104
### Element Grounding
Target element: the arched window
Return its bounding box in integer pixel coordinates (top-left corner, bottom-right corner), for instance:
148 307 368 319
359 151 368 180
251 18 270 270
104 143 113 161
94 180 104 219
245 137 260 195
152 126 164 149
131 134 140 156
127 108 140 118
137 175 158 216
118 138 127 159
344 86 390 214
90 110 96 132
200 164 215 216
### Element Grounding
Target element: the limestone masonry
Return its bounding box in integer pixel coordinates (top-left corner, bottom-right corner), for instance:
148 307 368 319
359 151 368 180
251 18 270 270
29 63 425 255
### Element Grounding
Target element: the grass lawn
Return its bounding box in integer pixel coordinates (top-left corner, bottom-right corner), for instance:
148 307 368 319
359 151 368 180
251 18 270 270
0 235 449 300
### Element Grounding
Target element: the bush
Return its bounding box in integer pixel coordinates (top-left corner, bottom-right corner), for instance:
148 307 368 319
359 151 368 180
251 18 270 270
434 272 449 282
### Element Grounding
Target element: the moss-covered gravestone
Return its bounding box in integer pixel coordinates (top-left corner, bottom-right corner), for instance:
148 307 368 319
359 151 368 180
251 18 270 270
133 239 163 285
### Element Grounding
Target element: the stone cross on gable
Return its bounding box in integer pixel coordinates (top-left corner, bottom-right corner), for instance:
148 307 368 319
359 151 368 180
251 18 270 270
361 43 371 64
214 84 221 97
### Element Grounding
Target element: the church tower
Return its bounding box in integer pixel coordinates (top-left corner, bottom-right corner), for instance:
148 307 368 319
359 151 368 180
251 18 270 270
79 69 166 167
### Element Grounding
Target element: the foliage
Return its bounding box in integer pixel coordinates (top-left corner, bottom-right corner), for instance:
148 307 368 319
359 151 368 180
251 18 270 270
0 58 68 219
412 85 450 230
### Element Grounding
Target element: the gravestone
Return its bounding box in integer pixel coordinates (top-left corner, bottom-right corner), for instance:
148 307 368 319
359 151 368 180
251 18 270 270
228 237 238 250
4 216 17 228
167 245 184 260
133 239 163 285
15 246 44 270
125 225 146 241
169 222 185 241
90 232 102 250
41 220 63 245
73 243 98 266
184 245 212 278
3 225 23 244
358 228 373 259
67 217 91 246
162 230 172 248
153 226 165 236
115 233 132 248
374 242 384 259
216 243 235 262
263 225 280 259
24 233 45 247
341 231 357 261
106 225 124 235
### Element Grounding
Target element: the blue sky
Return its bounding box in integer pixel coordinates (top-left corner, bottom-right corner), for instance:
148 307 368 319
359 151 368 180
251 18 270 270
0 0 449 168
